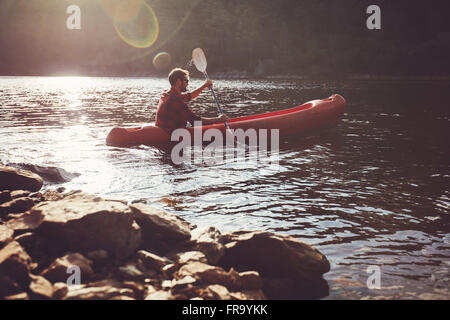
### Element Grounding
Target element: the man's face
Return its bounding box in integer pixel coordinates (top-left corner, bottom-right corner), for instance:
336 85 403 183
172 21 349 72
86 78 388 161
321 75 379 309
180 76 189 92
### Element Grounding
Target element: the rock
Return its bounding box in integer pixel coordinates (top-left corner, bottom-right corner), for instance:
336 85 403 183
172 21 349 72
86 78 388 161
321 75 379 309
229 290 267 300
145 284 157 296
62 190 83 198
117 263 147 281
0 241 33 296
162 275 197 291
130 203 192 253
188 227 226 264
30 194 141 259
4 292 29 300
0 224 14 249
29 274 54 299
0 197 35 218
162 263 178 278
0 166 43 192
205 284 231 300
177 262 240 290
0 190 12 205
7 163 79 184
218 231 330 299
40 253 94 283
41 190 65 201
52 282 69 300
0 275 23 298
6 210 45 233
86 250 109 261
238 271 263 290
28 192 44 204
145 290 175 300
65 280 136 300
111 295 136 300
131 199 147 205
221 231 330 274
137 250 169 271
121 281 146 300
14 232 35 248
10 190 31 199
169 251 208 265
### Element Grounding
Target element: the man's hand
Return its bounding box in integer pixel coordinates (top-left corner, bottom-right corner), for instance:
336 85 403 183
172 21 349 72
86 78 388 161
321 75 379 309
200 114 228 125
203 79 213 89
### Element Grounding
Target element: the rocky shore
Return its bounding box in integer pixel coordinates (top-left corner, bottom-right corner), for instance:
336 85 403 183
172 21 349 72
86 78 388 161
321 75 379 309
0 165 330 300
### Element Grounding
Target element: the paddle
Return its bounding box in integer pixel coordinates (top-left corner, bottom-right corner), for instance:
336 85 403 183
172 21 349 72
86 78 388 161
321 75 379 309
192 48 230 130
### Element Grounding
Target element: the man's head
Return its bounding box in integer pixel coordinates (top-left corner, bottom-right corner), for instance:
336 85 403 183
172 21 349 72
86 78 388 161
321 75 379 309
168 68 189 92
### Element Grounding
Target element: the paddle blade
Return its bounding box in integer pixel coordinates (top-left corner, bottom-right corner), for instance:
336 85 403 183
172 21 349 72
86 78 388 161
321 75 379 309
192 48 207 73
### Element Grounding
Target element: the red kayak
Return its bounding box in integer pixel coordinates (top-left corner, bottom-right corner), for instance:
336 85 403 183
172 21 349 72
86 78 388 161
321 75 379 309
106 94 346 146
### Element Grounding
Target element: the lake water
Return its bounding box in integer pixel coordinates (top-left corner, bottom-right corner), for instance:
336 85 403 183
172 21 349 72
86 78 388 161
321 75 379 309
0 76 449 299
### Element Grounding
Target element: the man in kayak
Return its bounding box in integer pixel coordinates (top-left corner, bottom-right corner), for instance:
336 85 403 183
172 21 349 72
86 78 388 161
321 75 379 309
155 68 228 133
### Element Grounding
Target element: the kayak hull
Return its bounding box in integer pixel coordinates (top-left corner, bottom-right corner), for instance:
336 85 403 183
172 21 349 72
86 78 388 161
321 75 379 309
106 94 347 146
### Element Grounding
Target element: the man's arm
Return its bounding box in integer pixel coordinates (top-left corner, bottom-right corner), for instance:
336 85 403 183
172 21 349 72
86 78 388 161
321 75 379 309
189 79 213 100
201 114 228 125
188 79 228 125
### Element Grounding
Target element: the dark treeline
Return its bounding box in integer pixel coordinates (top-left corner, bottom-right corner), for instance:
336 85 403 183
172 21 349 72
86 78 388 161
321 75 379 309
0 0 449 77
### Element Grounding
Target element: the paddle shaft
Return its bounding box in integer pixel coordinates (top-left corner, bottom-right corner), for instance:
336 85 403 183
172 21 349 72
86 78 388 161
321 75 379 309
203 71 230 130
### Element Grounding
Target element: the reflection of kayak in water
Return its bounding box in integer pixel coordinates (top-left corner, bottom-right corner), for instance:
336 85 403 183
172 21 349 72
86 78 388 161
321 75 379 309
106 94 347 146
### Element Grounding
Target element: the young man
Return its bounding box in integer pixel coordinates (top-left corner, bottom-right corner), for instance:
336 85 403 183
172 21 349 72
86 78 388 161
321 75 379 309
155 68 228 133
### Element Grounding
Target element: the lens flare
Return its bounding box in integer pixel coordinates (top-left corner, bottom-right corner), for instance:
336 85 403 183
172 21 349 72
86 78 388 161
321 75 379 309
112 1 159 49
96 0 200 65
99 0 142 22
152 52 171 71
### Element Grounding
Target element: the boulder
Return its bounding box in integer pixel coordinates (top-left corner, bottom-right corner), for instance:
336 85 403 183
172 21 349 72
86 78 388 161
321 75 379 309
229 290 267 300
4 292 30 300
7 211 44 233
52 282 69 300
218 231 330 299
220 231 330 275
41 190 65 201
117 263 148 281
28 192 44 204
137 250 169 271
238 271 263 290
162 263 178 278
0 275 23 298
0 197 35 218
29 194 141 259
121 281 146 299
28 274 54 300
0 190 12 205
187 227 225 265
0 166 43 192
0 224 14 249
177 262 240 290
6 163 79 184
130 204 192 253
13 233 37 255
10 190 31 199
65 280 136 300
169 251 208 265
162 275 197 291
145 290 175 300
0 241 34 296
40 253 94 283
204 284 231 300
86 250 109 261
